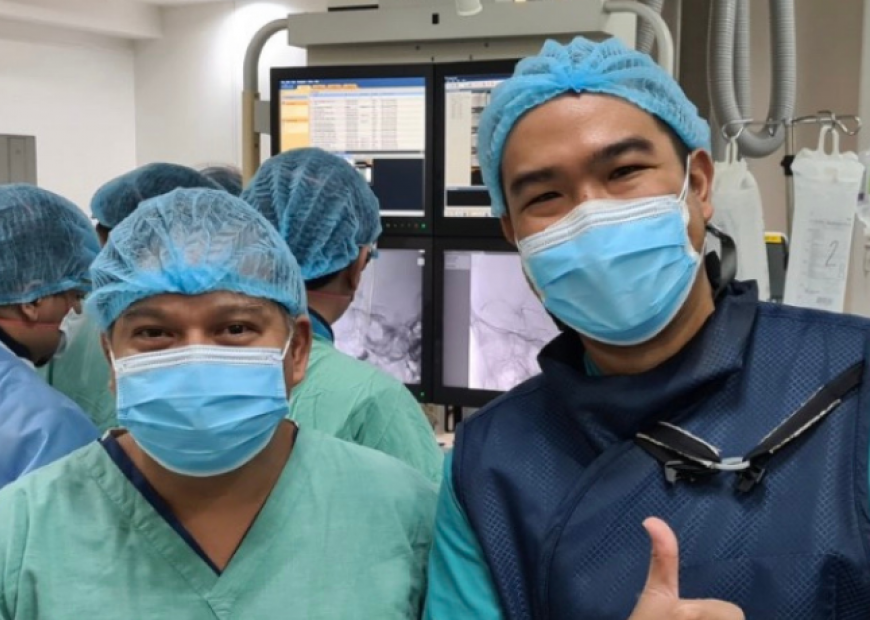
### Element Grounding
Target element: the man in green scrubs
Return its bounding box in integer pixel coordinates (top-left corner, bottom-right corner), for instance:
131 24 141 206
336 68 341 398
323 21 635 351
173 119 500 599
0 189 436 619
38 163 223 431
244 148 443 484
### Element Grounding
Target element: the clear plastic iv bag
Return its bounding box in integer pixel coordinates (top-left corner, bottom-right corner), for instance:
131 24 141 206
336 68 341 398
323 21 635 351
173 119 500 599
784 128 863 313
712 152 771 300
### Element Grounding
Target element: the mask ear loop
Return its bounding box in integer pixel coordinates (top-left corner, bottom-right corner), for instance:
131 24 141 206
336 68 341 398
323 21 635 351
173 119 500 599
280 326 295 361
678 154 695 226
678 154 694 203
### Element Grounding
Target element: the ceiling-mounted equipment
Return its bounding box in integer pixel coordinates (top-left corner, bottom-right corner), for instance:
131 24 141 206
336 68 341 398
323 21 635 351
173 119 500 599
241 0 675 181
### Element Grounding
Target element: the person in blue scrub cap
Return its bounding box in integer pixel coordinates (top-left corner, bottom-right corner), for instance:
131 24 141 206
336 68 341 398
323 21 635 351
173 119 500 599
0 184 99 488
200 164 243 196
427 36 870 620
90 162 220 244
39 163 224 432
0 188 436 619
243 147 443 484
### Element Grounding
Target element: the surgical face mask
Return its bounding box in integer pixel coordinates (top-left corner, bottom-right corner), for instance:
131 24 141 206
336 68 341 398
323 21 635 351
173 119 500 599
517 167 702 346
0 302 79 365
54 309 84 359
112 342 292 477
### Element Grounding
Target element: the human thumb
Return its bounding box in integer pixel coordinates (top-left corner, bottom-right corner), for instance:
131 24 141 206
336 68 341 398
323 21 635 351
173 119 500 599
640 517 680 601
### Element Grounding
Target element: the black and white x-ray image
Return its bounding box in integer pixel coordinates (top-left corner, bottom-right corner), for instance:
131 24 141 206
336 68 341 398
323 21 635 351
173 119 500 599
333 249 424 384
442 251 559 393
468 253 559 390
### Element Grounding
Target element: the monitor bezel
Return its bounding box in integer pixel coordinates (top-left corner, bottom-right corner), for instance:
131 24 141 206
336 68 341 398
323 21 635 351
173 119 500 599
270 64 435 236
333 235 434 402
433 235 550 409
432 60 519 239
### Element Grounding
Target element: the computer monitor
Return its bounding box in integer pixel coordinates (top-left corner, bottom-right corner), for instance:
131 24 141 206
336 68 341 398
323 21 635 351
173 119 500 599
434 60 517 237
433 237 560 408
332 237 433 401
271 65 434 235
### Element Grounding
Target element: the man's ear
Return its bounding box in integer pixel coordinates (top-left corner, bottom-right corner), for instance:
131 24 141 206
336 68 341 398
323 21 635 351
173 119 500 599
689 149 715 223
344 250 369 293
19 300 41 323
284 317 312 393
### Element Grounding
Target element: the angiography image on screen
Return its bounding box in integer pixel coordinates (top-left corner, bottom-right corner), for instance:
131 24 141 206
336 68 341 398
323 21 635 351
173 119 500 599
333 249 425 385
442 251 560 392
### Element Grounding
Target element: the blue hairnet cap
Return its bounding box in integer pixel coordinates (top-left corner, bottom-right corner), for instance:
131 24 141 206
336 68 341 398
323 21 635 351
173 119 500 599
479 36 712 217
200 166 243 197
0 184 100 305
91 163 221 229
86 188 306 330
241 147 382 281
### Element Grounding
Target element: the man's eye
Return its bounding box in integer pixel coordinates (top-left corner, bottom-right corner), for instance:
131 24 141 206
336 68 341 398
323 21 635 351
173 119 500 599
525 192 560 208
134 328 168 339
609 165 647 181
225 324 252 336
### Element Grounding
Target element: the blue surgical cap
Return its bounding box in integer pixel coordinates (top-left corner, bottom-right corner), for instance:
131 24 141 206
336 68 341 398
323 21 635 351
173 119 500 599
241 148 382 281
0 184 99 305
86 188 306 330
200 166 243 197
91 163 221 229
479 36 712 217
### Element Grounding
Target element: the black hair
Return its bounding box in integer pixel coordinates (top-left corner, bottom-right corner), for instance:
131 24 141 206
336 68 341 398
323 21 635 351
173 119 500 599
95 222 111 244
304 247 374 291
655 117 692 169
305 270 342 292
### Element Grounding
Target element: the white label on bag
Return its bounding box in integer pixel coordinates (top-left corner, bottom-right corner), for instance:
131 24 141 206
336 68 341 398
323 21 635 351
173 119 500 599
784 149 864 312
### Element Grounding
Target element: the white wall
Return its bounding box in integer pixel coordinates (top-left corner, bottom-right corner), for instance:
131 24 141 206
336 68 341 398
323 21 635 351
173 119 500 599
134 0 323 169
0 20 137 213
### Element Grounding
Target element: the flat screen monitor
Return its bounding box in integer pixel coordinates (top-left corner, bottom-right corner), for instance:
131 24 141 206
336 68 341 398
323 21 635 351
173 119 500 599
332 237 433 401
434 61 517 237
434 238 560 408
271 65 434 234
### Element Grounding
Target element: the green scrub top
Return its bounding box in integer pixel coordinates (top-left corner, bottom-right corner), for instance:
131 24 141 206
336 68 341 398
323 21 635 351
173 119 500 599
37 313 116 432
0 428 437 619
290 333 443 484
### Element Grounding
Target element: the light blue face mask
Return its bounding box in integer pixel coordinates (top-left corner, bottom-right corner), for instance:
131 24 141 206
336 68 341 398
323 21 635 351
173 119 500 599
112 342 291 477
517 169 702 346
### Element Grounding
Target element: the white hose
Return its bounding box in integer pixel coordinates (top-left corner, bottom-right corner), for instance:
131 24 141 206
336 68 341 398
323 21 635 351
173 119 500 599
604 0 675 76
733 0 751 117
709 0 796 158
635 0 665 55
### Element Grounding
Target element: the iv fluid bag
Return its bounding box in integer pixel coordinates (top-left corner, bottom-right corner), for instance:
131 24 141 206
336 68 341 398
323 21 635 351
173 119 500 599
784 146 863 313
712 159 771 300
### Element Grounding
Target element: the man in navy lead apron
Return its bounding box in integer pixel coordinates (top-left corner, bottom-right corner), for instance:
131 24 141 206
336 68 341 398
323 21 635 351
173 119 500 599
424 36 870 620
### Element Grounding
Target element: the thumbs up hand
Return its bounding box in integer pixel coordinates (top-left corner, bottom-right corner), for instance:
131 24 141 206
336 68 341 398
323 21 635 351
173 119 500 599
627 518 745 620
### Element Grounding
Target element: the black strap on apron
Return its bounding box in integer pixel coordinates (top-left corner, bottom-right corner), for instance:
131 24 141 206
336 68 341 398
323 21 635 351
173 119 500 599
636 362 864 493
705 224 738 302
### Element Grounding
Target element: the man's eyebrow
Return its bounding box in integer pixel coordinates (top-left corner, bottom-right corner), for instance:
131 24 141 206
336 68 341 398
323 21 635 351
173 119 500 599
587 136 656 168
508 167 558 199
118 306 169 322
209 303 272 318
506 137 656 199
119 300 273 323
